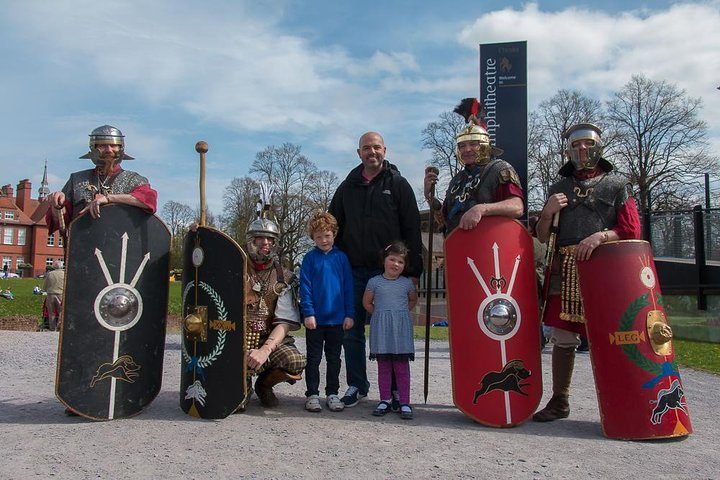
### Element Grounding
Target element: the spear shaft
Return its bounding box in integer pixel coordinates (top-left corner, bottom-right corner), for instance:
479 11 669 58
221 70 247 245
195 142 208 227
423 166 439 404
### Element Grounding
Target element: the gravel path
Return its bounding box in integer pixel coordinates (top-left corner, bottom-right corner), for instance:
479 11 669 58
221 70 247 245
1 331 717 479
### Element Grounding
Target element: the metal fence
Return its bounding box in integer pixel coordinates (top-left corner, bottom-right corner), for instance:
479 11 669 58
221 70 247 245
418 267 446 299
643 206 720 262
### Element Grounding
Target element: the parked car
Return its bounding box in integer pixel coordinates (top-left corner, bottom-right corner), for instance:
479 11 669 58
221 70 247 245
4 272 20 278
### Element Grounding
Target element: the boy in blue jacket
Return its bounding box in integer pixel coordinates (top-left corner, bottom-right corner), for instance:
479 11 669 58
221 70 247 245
300 211 355 412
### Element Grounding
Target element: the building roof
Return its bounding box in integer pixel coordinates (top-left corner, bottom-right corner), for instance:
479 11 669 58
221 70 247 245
1 181 48 226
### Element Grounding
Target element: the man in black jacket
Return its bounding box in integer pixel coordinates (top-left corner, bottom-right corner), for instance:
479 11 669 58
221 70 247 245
329 131 423 408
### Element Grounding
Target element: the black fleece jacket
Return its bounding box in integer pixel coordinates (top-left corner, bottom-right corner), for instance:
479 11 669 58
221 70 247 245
329 161 423 278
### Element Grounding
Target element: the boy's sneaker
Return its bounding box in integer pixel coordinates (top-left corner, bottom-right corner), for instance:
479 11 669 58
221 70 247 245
326 394 345 412
305 395 322 412
391 390 401 412
340 386 366 407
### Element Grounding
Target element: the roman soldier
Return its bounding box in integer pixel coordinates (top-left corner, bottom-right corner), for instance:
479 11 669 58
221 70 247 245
424 98 524 234
533 123 641 422
46 125 157 235
243 197 306 408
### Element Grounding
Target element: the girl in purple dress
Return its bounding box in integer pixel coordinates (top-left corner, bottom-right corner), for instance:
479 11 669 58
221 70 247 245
362 241 418 419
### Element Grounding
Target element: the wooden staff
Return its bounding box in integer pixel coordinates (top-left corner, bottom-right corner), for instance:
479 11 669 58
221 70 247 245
539 212 560 322
195 141 208 227
423 166 439 404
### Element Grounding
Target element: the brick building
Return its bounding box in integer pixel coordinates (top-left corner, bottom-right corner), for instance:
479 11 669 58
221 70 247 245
1 164 65 277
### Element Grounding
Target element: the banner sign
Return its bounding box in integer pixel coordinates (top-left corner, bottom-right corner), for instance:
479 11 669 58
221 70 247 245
479 41 528 205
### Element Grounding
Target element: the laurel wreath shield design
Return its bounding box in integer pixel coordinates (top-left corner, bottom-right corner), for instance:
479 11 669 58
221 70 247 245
181 281 228 369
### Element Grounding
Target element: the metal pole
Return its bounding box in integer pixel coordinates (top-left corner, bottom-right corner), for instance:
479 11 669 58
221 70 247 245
705 173 711 209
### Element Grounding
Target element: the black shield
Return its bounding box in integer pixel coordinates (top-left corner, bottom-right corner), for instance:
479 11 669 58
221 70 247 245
56 204 170 420
180 226 247 419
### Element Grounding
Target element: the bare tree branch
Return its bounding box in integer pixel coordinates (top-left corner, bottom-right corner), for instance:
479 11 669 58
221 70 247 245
605 74 718 210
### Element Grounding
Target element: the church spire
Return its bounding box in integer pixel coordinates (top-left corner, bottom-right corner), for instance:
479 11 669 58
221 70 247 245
38 159 50 201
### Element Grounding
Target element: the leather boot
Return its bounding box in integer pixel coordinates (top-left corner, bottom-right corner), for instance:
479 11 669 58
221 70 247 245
533 346 575 422
254 369 303 408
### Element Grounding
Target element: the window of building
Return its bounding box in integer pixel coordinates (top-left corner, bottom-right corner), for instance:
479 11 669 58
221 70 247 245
17 228 26 246
16 257 24 269
46 258 54 268
47 232 55 247
4 211 14 220
3 227 13 245
58 235 64 247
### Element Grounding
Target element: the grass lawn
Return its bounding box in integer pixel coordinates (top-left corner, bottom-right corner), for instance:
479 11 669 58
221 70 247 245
3 278 718 374
0 278 46 318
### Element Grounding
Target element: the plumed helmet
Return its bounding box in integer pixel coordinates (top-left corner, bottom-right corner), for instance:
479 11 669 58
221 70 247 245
247 182 279 240
453 98 503 165
563 123 603 170
79 125 135 161
246 192 279 265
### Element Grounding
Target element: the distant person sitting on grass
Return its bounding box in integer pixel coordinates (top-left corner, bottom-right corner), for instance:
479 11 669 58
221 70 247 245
1 288 14 300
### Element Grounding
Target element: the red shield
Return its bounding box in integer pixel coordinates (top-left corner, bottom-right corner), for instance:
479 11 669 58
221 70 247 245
577 240 692 440
444 217 542 427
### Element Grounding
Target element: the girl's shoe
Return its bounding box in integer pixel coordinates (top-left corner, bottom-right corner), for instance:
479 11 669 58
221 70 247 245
399 404 413 420
326 394 345 412
372 401 391 416
305 395 322 412
391 390 401 412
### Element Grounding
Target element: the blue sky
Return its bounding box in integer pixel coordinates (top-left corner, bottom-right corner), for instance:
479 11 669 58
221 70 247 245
1 0 719 215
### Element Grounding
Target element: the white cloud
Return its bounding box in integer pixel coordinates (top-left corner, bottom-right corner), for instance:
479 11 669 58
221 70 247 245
457 2 720 111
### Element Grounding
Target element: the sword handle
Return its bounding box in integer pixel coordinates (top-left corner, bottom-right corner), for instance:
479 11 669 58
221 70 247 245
195 141 208 227
57 207 66 236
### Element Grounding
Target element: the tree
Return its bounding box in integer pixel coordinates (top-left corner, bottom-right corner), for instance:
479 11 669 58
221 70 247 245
605 74 717 211
160 200 195 270
420 110 466 203
219 145 341 267
220 176 259 241
249 143 318 267
161 200 194 238
527 90 604 210
307 169 339 212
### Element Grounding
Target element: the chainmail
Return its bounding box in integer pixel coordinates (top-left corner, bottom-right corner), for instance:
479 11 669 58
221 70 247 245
63 168 150 220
